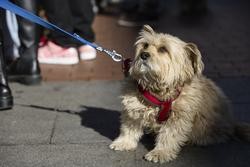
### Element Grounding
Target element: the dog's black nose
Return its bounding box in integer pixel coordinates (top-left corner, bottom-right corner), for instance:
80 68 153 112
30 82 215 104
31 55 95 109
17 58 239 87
140 52 150 60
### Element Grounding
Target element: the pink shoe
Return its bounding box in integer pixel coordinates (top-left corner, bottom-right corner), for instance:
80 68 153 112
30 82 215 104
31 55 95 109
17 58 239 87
38 41 79 65
78 45 96 60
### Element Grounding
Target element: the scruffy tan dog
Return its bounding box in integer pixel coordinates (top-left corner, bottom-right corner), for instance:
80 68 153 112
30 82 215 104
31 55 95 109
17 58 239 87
110 25 250 163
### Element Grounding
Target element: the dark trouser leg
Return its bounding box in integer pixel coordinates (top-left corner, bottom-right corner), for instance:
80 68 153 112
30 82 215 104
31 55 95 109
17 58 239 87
180 0 207 15
117 0 161 27
120 0 139 13
42 0 75 47
69 0 95 47
138 0 165 17
42 0 95 47
7 0 41 85
0 9 13 110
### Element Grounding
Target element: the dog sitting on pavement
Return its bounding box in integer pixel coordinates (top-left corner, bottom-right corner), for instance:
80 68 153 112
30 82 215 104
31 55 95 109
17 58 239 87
110 25 250 163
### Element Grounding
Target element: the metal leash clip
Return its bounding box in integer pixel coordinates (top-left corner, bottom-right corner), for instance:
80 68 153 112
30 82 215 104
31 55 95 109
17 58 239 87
96 47 123 62
72 33 123 62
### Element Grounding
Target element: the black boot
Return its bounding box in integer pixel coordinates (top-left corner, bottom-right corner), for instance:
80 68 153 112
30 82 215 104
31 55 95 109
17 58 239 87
7 0 41 85
0 10 13 110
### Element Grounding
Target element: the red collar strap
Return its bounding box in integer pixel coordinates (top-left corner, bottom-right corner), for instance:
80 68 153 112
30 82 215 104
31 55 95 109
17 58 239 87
138 85 180 123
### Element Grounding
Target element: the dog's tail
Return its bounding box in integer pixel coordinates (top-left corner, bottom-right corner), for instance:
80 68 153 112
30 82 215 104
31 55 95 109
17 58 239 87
234 122 250 142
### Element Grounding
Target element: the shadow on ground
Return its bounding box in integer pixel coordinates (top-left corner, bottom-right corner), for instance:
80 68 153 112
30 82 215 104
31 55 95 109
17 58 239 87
78 105 120 140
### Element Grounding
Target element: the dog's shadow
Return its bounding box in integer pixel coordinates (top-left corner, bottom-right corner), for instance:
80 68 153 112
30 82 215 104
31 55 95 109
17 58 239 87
78 105 121 140
79 106 156 149
77 105 155 150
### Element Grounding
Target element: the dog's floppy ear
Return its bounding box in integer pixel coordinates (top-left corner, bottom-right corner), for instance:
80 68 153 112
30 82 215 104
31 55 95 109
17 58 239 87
185 43 204 75
142 25 154 34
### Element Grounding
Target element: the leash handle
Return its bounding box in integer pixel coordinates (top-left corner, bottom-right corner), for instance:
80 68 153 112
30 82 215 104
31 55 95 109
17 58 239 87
0 0 123 62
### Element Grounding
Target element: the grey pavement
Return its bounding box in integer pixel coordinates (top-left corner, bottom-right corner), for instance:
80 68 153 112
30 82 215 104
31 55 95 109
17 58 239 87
0 80 250 167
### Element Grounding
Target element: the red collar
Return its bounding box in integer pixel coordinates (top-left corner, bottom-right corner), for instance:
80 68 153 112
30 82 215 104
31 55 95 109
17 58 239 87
138 85 180 123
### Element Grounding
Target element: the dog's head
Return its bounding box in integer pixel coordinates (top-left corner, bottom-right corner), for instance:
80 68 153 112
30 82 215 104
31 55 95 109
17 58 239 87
130 25 204 91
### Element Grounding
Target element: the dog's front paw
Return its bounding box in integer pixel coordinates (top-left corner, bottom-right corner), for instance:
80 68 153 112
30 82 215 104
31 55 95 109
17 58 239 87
144 149 177 163
109 138 137 151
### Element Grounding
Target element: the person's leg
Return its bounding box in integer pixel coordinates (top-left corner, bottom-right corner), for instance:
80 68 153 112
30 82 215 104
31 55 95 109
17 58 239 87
69 0 95 45
2 11 20 65
7 0 41 85
38 0 79 65
117 0 163 27
69 0 96 60
0 9 13 110
120 0 139 13
180 0 207 15
42 0 75 47
138 0 165 17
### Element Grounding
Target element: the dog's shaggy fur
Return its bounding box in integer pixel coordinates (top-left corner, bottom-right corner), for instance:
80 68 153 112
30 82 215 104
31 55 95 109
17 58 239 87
110 25 250 163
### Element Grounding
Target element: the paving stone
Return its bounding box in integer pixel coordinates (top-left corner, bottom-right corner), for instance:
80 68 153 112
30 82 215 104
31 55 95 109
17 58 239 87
0 105 56 145
50 81 122 144
0 144 135 167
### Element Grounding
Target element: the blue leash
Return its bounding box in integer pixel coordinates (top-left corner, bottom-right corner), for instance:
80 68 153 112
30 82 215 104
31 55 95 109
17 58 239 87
0 0 122 62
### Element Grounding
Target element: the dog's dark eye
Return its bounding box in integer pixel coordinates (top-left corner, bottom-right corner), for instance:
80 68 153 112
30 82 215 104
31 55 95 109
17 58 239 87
158 46 168 53
143 43 149 49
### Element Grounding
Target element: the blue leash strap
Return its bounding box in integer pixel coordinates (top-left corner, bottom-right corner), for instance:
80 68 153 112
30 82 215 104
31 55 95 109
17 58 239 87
0 0 122 62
